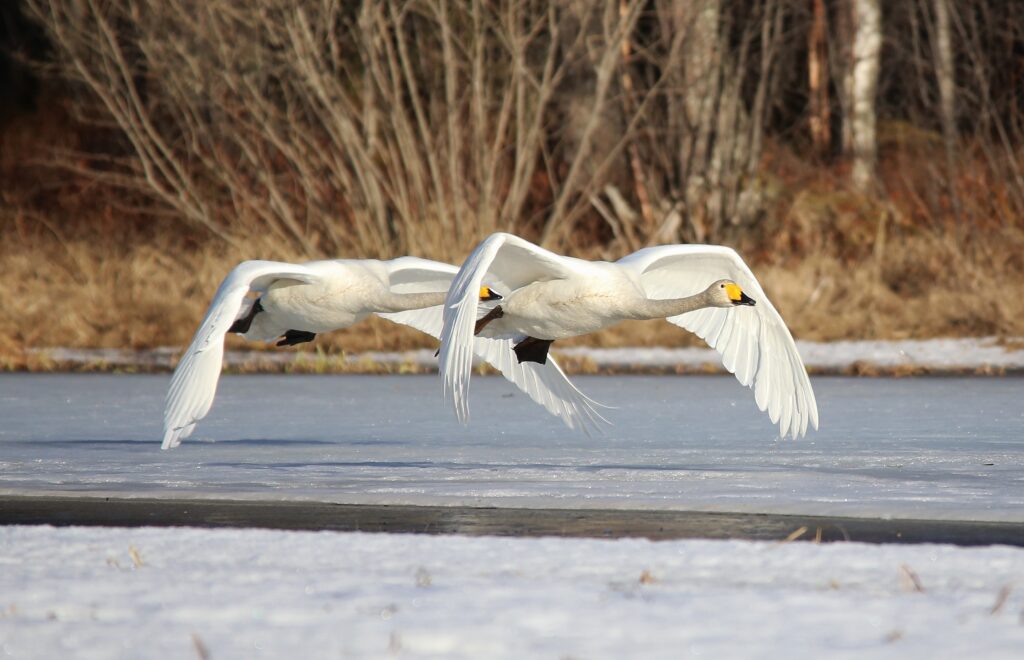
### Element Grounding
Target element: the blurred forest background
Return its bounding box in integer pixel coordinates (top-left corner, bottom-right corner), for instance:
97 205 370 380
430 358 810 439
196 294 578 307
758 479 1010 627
2 0 1023 363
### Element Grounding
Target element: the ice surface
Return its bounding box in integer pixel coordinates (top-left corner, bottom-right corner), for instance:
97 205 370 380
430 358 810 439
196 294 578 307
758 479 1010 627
1 374 1022 521
2 525 1024 659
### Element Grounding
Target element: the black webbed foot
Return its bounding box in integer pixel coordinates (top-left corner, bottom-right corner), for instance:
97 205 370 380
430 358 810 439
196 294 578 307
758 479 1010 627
228 298 264 334
513 336 554 365
276 330 317 347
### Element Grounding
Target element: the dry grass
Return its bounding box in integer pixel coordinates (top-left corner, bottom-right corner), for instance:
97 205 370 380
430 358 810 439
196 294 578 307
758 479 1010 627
3 220 1022 367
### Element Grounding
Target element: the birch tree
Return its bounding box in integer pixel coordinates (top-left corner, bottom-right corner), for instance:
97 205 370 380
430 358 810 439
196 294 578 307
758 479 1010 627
849 0 882 192
931 0 960 219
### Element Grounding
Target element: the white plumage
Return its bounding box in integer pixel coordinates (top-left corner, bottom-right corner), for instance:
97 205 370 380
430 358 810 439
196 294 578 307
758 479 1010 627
440 233 818 439
163 256 605 449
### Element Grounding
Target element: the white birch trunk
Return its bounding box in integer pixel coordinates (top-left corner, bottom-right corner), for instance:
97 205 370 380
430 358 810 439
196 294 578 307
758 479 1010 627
850 0 881 192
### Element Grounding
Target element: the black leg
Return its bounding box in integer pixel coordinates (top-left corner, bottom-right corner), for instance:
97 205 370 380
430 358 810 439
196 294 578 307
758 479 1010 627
431 304 508 357
513 337 554 365
474 305 504 335
276 330 317 347
228 298 264 334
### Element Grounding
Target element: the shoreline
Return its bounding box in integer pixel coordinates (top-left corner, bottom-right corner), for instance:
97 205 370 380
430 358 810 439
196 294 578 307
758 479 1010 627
2 495 1022 547
6 336 1024 376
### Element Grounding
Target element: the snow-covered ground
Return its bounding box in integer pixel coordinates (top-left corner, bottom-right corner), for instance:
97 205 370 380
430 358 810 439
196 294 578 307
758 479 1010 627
2 525 1023 659
29 336 1024 373
1 374 1022 521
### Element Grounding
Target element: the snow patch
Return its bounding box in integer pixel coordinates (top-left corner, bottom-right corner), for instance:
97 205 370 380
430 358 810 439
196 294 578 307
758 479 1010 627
1 525 1022 659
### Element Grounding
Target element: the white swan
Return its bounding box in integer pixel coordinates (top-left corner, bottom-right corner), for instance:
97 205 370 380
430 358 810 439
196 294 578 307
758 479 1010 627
439 233 818 438
163 257 607 449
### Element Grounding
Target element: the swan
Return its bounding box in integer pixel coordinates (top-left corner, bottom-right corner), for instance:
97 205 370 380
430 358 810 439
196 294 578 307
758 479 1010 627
163 257 607 449
439 233 818 438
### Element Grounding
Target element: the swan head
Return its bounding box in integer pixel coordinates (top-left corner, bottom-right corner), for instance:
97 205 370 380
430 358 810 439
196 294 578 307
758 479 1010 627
708 280 756 307
479 286 503 302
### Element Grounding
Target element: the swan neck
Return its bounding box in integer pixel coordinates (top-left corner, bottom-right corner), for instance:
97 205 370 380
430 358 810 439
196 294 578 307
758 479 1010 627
378 291 447 313
631 290 711 320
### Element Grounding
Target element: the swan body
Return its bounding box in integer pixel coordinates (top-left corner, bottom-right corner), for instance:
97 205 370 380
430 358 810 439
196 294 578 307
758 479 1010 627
163 256 605 449
440 233 818 439
240 260 449 342
244 265 373 339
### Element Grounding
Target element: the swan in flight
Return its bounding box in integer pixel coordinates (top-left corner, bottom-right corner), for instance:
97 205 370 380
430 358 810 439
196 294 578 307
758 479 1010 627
163 257 606 449
439 233 818 438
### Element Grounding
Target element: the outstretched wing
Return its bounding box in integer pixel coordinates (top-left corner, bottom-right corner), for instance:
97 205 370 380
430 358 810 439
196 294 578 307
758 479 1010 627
162 260 320 449
439 233 588 426
617 245 818 438
380 254 609 433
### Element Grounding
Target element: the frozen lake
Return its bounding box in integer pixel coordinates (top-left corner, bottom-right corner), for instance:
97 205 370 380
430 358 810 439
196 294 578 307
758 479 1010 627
1 374 1022 522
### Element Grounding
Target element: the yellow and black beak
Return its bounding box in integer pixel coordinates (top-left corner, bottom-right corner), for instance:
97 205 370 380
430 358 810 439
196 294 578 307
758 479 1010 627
479 286 503 302
726 283 756 306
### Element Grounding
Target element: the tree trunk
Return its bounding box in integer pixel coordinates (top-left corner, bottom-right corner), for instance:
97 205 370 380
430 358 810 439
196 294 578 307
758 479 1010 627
682 0 720 184
833 1 855 154
849 0 881 193
618 0 654 233
677 0 721 242
808 0 831 157
931 0 960 223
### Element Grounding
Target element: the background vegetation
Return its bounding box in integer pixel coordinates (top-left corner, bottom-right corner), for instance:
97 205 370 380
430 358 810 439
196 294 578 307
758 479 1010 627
2 0 1023 360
